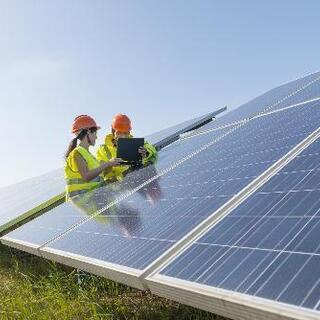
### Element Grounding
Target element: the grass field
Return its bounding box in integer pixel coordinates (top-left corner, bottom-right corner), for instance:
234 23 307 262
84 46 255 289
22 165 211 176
0 243 229 320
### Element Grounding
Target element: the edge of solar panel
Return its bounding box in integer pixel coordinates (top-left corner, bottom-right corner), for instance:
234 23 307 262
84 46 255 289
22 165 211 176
40 247 146 289
147 275 317 320
145 129 320 319
185 71 320 137
144 111 214 146
1 237 41 256
0 234 145 289
0 167 65 234
150 107 227 150
0 191 65 235
186 97 320 140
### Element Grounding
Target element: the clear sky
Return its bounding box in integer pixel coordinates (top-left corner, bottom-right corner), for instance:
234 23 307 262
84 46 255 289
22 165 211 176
1 0 319 188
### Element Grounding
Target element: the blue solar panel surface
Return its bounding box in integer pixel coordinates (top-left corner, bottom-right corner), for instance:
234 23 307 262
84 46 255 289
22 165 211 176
160 138 320 311
26 101 320 271
0 168 64 231
191 71 320 134
270 76 320 111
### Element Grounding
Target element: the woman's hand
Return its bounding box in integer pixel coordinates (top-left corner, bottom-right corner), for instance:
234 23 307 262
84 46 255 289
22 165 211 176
107 158 124 167
138 146 147 158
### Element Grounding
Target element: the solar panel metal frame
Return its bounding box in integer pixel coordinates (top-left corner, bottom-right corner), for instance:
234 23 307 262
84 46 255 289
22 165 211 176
185 71 320 136
0 192 65 235
183 97 320 141
146 128 320 320
152 107 227 150
0 167 66 235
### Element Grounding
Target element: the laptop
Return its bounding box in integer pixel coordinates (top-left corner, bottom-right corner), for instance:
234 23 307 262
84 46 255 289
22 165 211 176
117 138 145 165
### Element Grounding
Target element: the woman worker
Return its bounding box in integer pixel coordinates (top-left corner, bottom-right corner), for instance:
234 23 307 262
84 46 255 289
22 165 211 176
64 115 122 199
96 114 157 182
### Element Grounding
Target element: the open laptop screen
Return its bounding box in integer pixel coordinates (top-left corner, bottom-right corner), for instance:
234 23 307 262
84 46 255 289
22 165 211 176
117 138 145 164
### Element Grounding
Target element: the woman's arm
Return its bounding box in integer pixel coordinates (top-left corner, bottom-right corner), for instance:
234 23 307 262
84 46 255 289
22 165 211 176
74 152 122 182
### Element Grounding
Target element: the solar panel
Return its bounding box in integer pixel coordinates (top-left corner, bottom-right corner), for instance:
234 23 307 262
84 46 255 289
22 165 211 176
149 138 320 320
188 71 320 135
3 100 319 291
0 168 65 234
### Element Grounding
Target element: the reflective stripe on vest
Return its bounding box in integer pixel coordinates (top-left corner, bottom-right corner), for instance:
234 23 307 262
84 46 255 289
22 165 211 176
65 176 102 185
103 144 112 159
99 143 128 182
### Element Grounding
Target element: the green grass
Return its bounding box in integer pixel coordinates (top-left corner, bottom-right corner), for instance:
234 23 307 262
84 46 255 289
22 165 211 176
0 244 229 320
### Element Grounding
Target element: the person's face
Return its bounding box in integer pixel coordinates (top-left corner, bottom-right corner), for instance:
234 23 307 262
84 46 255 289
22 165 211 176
88 130 98 146
114 131 130 140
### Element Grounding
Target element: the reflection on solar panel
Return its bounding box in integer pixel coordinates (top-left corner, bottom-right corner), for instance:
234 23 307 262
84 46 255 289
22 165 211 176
190 71 320 135
0 168 65 233
149 138 320 320
1 126 234 271
1 125 233 256
2 100 319 292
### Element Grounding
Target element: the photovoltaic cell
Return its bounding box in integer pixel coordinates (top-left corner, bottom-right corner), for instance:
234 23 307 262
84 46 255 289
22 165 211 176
3 101 317 275
159 138 320 312
0 168 65 233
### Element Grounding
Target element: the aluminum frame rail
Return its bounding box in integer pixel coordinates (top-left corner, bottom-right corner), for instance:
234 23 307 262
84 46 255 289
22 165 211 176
152 107 227 151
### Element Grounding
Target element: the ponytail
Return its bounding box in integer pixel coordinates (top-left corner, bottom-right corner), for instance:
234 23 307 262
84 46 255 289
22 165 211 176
64 137 78 160
64 129 89 160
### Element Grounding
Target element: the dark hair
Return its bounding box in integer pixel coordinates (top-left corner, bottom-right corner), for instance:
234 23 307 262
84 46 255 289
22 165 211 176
64 127 97 160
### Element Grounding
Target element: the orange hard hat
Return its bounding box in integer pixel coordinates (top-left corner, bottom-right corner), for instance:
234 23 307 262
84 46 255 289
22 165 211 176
71 115 100 134
111 114 132 133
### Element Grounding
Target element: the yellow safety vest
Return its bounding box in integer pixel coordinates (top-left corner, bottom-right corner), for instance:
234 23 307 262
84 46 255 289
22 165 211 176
64 146 104 199
96 134 130 181
96 133 158 182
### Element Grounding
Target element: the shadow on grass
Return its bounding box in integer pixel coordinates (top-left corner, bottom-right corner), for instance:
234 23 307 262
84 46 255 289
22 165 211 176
0 243 229 320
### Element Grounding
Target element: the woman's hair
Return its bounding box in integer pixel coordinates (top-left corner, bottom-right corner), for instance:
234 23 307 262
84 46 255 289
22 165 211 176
64 127 97 160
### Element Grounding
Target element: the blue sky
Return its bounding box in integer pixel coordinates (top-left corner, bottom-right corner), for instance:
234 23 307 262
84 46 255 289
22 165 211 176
1 0 320 188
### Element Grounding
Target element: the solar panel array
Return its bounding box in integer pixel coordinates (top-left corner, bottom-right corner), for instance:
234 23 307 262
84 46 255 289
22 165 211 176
1 71 320 320
150 136 320 319
39 102 319 276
